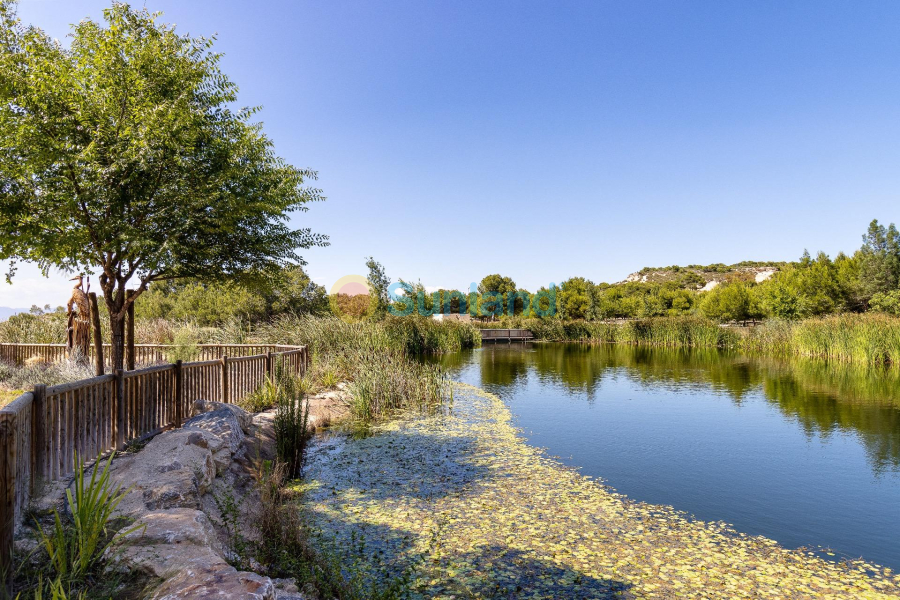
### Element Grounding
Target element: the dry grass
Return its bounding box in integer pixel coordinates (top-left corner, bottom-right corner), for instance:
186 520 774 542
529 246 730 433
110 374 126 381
0 387 24 407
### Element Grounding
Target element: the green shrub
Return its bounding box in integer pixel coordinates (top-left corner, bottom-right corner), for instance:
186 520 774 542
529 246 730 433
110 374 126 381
165 328 200 363
37 453 144 585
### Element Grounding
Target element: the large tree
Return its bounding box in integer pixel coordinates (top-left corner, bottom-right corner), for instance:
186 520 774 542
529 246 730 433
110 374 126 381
858 219 900 301
0 2 327 370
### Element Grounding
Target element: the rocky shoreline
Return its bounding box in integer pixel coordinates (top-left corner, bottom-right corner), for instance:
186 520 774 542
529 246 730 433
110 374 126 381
17 389 348 599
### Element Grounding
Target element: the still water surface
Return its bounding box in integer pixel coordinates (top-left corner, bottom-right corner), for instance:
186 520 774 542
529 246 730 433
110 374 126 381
433 343 900 570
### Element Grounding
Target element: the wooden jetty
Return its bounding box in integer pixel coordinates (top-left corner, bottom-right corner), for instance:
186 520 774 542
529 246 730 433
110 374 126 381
480 329 534 342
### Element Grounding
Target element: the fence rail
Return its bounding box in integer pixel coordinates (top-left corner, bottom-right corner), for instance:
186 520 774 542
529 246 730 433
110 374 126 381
0 343 296 367
0 343 309 576
480 329 534 341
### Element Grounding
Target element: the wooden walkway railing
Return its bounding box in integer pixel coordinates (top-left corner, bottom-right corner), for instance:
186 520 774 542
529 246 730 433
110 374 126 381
480 329 534 342
0 343 299 368
0 344 308 575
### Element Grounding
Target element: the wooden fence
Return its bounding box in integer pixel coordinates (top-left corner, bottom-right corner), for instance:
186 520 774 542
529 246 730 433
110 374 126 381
0 343 300 368
0 344 308 576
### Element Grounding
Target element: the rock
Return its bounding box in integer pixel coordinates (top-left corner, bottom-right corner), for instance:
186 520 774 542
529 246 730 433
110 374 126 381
246 411 277 463
106 429 218 519
30 477 70 516
193 399 253 433
184 408 245 473
151 563 275 600
108 509 275 600
275 592 308 600
272 578 299 593
106 509 224 579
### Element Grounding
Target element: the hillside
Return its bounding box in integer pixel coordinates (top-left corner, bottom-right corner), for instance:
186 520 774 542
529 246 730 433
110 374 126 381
622 261 784 290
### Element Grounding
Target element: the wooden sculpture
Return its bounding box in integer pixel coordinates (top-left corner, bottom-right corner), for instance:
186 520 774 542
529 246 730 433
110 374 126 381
67 275 92 362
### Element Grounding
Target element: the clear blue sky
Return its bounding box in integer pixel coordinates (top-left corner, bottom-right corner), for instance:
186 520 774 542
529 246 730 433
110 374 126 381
2 0 900 307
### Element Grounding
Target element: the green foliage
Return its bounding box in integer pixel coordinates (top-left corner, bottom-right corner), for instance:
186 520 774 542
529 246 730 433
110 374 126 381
0 307 66 343
366 258 391 321
477 274 517 318
258 315 457 421
870 290 900 316
164 328 200 363
557 277 594 320
136 281 267 325
756 251 860 318
135 266 329 326
36 453 144 588
478 274 517 296
698 281 760 323
497 316 739 348
29 574 85 600
744 313 900 366
858 219 900 300
0 2 326 369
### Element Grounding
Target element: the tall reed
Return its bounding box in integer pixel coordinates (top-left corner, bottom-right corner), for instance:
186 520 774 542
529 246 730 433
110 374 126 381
744 313 900 365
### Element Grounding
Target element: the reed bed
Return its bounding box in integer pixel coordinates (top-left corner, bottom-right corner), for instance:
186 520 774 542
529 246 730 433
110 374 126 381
257 315 470 421
744 313 900 365
493 314 900 367
495 317 740 348
256 314 480 356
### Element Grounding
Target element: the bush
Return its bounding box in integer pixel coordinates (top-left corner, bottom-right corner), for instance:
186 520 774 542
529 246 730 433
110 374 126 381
0 360 93 390
870 290 900 316
36 453 143 591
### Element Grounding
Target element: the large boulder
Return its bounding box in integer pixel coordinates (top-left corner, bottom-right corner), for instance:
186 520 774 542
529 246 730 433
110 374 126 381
106 508 275 600
184 408 246 473
107 429 218 519
106 508 224 579
151 563 275 600
193 400 253 433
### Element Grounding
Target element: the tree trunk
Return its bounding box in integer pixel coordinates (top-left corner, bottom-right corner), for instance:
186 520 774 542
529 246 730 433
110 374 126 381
109 312 126 373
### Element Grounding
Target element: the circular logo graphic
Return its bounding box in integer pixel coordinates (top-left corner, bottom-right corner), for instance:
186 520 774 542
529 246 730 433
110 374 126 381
329 274 371 320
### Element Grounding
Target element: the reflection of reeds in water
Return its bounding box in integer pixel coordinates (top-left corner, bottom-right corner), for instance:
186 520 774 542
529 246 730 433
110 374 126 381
466 343 900 471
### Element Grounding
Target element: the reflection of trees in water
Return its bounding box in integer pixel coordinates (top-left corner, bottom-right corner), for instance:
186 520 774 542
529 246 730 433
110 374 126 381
463 343 900 471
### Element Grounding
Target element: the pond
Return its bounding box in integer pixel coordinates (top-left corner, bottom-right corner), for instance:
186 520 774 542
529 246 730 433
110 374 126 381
431 343 900 571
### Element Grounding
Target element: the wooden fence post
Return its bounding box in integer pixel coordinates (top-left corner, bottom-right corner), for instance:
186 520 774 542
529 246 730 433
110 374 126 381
88 293 104 376
221 355 229 404
115 370 126 450
125 290 135 371
266 352 274 380
31 385 45 494
0 411 16 584
174 360 183 428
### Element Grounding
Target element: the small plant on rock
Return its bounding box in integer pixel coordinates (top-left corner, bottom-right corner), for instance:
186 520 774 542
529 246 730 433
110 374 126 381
36 453 144 587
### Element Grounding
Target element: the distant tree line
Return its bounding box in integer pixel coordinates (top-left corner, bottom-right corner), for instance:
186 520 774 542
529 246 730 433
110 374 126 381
14 220 899 329
406 219 900 323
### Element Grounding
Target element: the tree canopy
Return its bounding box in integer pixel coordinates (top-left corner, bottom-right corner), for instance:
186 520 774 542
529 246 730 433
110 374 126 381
0 2 327 368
